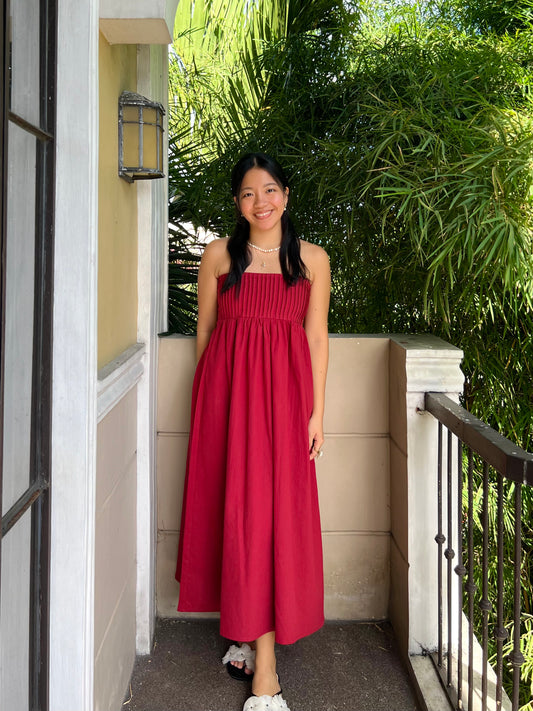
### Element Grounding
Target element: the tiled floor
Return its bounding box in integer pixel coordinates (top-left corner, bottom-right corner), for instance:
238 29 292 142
123 619 420 711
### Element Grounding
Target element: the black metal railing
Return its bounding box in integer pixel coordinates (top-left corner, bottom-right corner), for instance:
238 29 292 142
424 392 533 711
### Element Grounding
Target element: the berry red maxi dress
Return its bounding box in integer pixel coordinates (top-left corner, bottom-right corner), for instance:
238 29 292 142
175 271 324 645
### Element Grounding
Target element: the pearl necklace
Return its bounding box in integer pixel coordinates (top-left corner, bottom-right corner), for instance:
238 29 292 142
248 241 281 268
248 241 281 253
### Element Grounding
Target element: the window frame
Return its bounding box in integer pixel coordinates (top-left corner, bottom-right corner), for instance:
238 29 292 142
0 0 57 708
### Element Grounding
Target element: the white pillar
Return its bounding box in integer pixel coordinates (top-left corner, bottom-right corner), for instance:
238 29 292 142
135 44 169 654
50 0 99 708
390 334 464 655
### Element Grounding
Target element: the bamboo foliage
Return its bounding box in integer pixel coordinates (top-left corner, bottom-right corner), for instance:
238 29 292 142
168 0 349 332
170 0 347 157
168 5 533 703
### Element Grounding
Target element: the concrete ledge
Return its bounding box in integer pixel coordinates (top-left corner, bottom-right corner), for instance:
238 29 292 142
409 654 452 711
408 612 513 711
390 334 464 394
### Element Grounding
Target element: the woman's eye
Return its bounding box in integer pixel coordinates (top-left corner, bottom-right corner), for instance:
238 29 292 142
241 192 253 198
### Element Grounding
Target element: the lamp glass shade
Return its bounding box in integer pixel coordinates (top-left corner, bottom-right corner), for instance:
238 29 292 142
142 123 158 171
123 105 139 123
123 122 140 169
119 91 165 181
143 107 158 125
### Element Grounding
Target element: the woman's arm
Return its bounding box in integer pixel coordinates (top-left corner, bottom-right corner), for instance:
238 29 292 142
303 245 331 460
195 239 227 362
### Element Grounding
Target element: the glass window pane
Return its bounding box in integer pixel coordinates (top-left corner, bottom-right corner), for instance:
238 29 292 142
0 507 31 711
2 123 37 515
9 0 41 126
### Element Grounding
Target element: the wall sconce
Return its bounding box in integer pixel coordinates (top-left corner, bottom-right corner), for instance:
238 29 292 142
118 91 165 182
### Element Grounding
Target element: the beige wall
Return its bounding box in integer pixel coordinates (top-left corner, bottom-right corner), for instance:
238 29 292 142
321 336 390 619
95 386 138 711
156 334 391 621
97 34 138 370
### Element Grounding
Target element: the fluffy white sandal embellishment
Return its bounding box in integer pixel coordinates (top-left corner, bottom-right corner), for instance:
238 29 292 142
242 693 290 711
222 643 256 672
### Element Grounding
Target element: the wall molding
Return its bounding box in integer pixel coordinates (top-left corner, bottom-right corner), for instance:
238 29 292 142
97 343 146 422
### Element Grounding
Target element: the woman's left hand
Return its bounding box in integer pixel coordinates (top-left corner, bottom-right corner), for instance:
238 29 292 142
308 413 324 461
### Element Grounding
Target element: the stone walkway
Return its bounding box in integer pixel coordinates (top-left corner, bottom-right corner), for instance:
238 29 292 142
123 619 421 711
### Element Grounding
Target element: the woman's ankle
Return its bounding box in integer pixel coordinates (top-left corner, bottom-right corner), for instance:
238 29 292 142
251 669 281 696
253 657 277 677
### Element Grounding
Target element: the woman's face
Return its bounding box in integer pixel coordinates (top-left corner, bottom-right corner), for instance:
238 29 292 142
235 167 289 236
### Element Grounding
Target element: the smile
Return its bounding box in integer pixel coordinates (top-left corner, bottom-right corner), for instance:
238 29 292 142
254 210 274 219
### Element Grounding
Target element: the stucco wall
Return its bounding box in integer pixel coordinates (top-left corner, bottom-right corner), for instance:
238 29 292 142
97 34 138 370
156 334 391 622
94 33 140 711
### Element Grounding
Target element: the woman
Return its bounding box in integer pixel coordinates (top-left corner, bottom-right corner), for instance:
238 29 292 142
175 152 330 711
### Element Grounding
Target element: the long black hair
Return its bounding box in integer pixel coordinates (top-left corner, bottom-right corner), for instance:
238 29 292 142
221 152 308 292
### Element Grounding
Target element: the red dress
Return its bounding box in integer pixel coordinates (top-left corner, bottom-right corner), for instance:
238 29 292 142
175 271 324 645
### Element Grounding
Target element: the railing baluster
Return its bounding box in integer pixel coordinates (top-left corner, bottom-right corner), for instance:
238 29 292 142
436 422 445 670
480 461 491 711
455 439 465 709
445 430 455 689
423 392 533 711
466 448 475 711
495 472 506 710
509 482 524 711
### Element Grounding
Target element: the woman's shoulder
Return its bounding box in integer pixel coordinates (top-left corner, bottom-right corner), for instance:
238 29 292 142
300 239 329 260
201 238 231 277
203 237 229 256
299 239 330 281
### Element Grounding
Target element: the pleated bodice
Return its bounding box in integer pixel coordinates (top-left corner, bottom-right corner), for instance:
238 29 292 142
217 272 311 324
